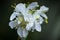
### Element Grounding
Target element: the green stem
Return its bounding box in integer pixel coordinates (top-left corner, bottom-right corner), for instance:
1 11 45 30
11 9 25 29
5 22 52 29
18 36 26 40
21 38 26 40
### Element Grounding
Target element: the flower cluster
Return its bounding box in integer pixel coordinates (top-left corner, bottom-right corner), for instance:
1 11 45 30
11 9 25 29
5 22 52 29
9 2 49 38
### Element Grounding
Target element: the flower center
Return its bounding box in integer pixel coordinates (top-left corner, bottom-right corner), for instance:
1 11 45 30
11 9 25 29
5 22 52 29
28 9 36 15
20 21 28 29
18 16 29 29
18 17 23 22
35 15 40 19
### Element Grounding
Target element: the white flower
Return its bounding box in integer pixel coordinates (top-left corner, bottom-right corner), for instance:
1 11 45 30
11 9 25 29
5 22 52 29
15 2 38 16
31 5 49 32
9 2 49 38
9 2 38 38
31 12 43 32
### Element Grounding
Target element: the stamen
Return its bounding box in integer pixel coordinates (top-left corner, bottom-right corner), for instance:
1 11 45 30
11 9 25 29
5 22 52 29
28 9 36 14
18 17 23 22
15 27 18 29
35 15 40 19
11 5 15 8
45 18 48 23
13 3 16 6
37 5 39 7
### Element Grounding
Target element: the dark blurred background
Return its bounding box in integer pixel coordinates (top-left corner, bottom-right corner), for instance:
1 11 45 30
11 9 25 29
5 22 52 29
0 0 60 40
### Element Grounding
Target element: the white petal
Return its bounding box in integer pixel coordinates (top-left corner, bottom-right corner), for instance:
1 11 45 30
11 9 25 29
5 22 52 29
23 29 28 38
18 20 21 24
26 22 34 31
35 22 41 32
39 16 44 24
15 3 26 15
15 12 20 16
10 12 16 20
17 27 23 38
40 13 48 19
40 5 49 12
33 13 40 19
31 26 35 32
28 15 34 22
16 18 21 24
34 10 41 15
27 2 38 10
24 14 34 22
9 21 17 29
